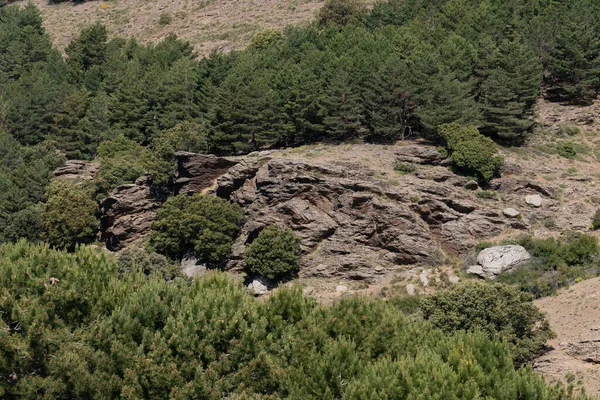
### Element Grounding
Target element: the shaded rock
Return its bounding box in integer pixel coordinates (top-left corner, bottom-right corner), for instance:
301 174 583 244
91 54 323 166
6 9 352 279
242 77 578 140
464 180 479 190
180 250 206 279
526 194 542 207
247 278 269 295
503 208 521 218
500 162 523 176
99 176 162 251
394 145 448 165
469 245 531 279
175 152 238 195
490 178 555 198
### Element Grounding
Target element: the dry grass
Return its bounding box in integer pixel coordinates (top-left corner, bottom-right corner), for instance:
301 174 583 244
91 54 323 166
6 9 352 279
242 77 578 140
15 0 327 56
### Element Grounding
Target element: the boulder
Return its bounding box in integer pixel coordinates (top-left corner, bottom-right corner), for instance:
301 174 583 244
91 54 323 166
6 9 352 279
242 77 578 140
464 180 479 190
468 245 531 279
180 251 206 279
525 194 542 207
490 178 555 198
503 208 521 218
247 278 269 295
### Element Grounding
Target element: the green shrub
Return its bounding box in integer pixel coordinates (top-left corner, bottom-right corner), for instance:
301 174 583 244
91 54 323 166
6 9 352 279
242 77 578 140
245 224 301 279
438 123 504 184
317 0 367 26
420 281 555 366
558 125 580 136
95 136 147 196
393 161 416 174
41 180 99 250
591 208 600 230
158 12 172 25
250 29 282 50
498 233 600 297
150 194 243 265
557 141 577 159
476 189 497 199
116 246 181 279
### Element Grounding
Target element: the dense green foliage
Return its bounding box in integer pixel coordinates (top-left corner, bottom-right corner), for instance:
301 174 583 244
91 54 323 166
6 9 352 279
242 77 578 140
0 132 65 244
419 281 554 366
488 233 600 298
41 180 99 250
438 123 504 183
245 224 301 279
0 241 588 399
2 0 599 163
116 245 181 280
150 194 243 265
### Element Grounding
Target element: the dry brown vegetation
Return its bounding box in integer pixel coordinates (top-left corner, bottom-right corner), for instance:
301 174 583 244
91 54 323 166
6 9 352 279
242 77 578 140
15 0 326 56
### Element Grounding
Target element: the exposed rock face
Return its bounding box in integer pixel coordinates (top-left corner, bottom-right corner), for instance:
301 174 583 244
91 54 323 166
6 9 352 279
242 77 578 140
218 158 524 280
248 278 269 295
467 245 531 279
394 145 448 165
99 176 162 251
175 152 238 195
53 160 99 181
490 178 555 198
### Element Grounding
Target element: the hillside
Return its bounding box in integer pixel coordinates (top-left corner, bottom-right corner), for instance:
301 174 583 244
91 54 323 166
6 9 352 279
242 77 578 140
15 0 327 55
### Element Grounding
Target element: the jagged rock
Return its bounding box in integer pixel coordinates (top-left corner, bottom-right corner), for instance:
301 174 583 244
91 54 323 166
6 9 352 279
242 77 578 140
503 208 521 218
174 152 239 195
563 340 600 363
406 283 416 296
500 162 523 176
53 160 99 181
490 178 555 198
180 250 206 279
526 194 542 207
394 145 448 165
99 176 162 251
336 285 348 292
467 245 531 279
247 278 269 295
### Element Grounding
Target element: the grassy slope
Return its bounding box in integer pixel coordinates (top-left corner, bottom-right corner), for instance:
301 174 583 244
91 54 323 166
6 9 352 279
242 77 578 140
15 0 325 56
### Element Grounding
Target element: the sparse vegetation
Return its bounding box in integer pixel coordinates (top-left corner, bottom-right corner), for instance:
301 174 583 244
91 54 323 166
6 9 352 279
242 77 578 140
557 141 578 159
393 161 416 174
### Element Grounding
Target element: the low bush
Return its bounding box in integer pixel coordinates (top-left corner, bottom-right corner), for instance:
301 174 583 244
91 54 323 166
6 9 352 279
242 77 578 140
497 233 600 297
557 141 577 159
419 281 555 366
591 208 600 230
150 194 243 265
245 224 301 279
393 161 416 174
116 246 181 279
41 180 98 250
438 123 504 184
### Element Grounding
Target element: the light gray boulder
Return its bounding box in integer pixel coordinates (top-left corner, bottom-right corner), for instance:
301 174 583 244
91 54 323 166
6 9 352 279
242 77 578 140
503 208 521 218
248 278 269 295
525 195 542 207
467 245 531 279
180 251 206 279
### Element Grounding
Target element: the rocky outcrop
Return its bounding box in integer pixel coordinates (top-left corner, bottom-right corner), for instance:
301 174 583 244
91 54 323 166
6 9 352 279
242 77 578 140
490 178 555 198
174 152 238 195
394 145 448 165
99 176 162 251
53 160 98 181
467 245 531 279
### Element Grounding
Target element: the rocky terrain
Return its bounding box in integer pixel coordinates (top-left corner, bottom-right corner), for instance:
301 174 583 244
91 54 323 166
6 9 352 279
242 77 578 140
51 98 600 395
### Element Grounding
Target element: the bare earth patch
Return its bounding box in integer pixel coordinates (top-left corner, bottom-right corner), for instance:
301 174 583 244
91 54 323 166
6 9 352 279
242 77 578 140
535 277 600 397
15 0 326 56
